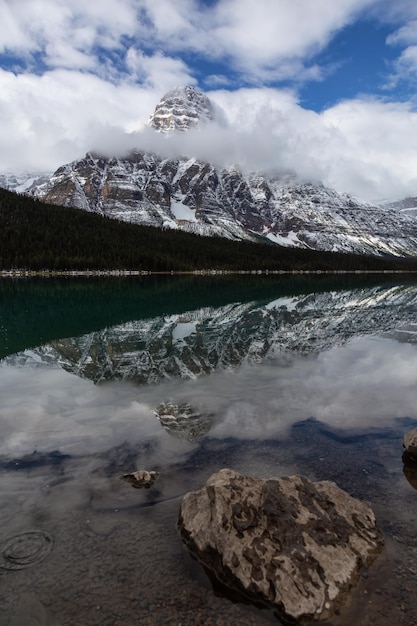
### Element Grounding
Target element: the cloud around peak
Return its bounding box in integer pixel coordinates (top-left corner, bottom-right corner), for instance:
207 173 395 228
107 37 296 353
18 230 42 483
2 1 417 202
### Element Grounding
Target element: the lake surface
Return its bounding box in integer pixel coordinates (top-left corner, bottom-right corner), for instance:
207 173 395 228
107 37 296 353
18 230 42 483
1 275 417 625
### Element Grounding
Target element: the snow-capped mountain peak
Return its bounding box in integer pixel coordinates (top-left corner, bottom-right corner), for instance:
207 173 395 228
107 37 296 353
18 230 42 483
148 85 216 132
2 85 417 258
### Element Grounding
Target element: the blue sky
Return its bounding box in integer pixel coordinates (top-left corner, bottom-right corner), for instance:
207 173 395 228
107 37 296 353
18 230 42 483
1 0 417 201
299 19 399 110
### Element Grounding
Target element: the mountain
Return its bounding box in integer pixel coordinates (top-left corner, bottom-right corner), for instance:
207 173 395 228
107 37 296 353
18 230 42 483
31 150 417 256
4 86 417 257
148 85 216 131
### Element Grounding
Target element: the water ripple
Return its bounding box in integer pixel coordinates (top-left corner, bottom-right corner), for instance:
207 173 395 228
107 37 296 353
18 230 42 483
0 530 53 571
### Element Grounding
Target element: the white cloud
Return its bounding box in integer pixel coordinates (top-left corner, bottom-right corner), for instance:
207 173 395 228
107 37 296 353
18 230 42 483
0 68 160 171
199 89 417 201
129 0 379 83
125 49 196 91
386 18 417 85
210 0 373 72
2 0 417 201
319 98 417 199
2 334 416 458
0 0 379 82
0 0 138 73
2 70 417 201
207 336 417 440
387 19 417 46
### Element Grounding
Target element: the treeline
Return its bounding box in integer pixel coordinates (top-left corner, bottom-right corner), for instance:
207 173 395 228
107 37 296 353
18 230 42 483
1 187 417 272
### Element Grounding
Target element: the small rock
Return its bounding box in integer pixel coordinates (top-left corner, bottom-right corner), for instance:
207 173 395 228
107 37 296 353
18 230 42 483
120 470 159 489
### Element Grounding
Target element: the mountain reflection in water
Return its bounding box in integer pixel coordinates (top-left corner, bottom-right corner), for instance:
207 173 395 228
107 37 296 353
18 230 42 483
3 280 417 386
1 276 417 625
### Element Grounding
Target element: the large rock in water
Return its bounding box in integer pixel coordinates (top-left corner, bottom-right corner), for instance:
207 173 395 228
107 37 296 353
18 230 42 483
178 469 384 623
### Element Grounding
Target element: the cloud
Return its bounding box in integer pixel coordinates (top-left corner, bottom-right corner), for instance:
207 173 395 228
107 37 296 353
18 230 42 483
2 0 417 201
387 19 417 46
2 334 416 460
2 70 417 201
386 20 417 85
127 88 417 202
125 49 197 91
319 98 417 199
0 365 197 465
0 68 160 171
126 0 379 84
0 0 379 83
207 0 374 78
0 0 138 74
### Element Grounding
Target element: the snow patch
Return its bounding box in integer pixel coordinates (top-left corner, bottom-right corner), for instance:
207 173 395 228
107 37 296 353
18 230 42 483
171 200 197 222
266 231 301 247
172 321 197 342
265 297 298 312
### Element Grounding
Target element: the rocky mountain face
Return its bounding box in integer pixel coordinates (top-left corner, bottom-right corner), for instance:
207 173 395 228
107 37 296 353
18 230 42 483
3 86 417 256
148 85 216 131
5 283 417 385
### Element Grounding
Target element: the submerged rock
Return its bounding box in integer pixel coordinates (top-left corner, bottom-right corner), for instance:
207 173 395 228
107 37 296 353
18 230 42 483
120 470 159 489
179 468 384 623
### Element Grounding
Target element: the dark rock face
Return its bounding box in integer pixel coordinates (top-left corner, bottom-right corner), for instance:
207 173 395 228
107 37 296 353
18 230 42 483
179 469 384 623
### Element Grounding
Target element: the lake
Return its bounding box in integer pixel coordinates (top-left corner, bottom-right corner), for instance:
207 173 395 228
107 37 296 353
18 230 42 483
1 275 417 625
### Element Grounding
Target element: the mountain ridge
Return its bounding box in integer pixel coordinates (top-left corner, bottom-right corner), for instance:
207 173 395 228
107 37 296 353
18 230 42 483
2 86 417 258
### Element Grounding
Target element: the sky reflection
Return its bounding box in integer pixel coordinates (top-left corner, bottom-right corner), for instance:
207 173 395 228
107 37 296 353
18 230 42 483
1 333 417 465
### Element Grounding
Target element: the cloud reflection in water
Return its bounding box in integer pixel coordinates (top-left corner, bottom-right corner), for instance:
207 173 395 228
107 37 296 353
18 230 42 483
1 334 417 464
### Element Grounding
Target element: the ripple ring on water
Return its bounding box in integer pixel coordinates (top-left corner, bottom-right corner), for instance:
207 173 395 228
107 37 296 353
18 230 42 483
0 530 53 571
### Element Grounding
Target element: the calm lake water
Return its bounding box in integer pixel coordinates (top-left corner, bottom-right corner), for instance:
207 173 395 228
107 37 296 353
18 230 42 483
1 275 417 625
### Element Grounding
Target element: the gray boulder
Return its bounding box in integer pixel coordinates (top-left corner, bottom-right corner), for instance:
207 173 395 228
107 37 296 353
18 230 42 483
178 468 383 623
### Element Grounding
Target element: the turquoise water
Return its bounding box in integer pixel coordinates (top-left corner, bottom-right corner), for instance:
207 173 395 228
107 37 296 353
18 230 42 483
1 276 417 625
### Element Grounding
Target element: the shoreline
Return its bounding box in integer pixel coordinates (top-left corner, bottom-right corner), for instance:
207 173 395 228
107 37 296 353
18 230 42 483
1 268 417 277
